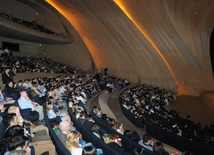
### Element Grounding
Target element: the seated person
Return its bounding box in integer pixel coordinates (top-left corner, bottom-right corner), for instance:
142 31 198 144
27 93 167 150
7 105 50 141
50 119 60 134
2 115 55 155
56 121 86 146
78 111 86 124
48 92 66 109
0 87 14 104
91 123 107 143
111 123 124 135
138 134 154 151
65 131 103 155
5 81 20 99
46 102 71 124
0 134 31 155
16 80 25 91
92 107 102 118
18 91 44 123
153 142 169 155
83 114 95 131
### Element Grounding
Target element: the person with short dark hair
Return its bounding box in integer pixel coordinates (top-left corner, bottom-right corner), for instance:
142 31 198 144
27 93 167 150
0 134 30 155
138 134 154 151
3 113 18 127
82 146 97 155
78 111 86 124
16 80 25 91
50 119 59 133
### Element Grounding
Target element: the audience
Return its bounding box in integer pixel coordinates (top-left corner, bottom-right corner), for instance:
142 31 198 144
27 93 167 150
0 12 61 37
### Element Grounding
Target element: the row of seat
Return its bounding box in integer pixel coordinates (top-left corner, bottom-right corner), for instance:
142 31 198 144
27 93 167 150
66 101 132 155
145 121 214 155
89 111 158 155
120 102 144 128
119 98 214 155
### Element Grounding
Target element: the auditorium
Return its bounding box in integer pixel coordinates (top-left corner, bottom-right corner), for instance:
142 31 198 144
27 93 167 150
0 0 214 155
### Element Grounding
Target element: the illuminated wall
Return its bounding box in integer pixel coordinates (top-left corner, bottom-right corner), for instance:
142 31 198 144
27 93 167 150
42 0 214 95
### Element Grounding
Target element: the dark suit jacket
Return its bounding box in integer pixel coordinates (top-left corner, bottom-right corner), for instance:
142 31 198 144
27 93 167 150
83 120 93 130
78 118 85 124
16 85 25 91
2 72 13 85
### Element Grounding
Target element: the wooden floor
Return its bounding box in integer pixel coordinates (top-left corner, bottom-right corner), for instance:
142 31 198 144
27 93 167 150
171 95 214 128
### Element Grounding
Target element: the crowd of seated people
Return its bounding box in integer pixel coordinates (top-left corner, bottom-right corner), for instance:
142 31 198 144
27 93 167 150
0 12 61 37
0 55 76 74
0 60 132 154
120 84 214 149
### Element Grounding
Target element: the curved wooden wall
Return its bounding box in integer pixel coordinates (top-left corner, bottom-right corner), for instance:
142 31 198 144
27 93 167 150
5 0 214 96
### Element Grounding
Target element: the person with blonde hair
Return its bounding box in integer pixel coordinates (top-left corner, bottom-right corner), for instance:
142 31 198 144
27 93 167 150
65 131 103 155
65 131 83 154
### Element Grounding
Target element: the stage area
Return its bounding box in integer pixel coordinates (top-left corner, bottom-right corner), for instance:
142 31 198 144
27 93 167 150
171 95 214 127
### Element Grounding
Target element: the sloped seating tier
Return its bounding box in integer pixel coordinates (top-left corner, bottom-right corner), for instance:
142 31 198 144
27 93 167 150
145 121 214 155
119 91 214 155
119 98 144 128
66 101 131 155
90 111 158 155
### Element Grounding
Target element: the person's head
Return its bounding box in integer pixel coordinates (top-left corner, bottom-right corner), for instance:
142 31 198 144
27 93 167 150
111 123 118 130
50 119 59 129
5 68 10 73
3 113 18 127
142 134 152 145
82 146 97 155
91 123 100 133
18 80 23 85
20 91 27 98
8 81 13 87
7 135 29 153
79 111 86 119
59 121 71 133
3 125 25 139
46 102 53 112
132 148 145 155
124 130 132 139
67 131 80 144
153 142 166 155
64 131 80 154
48 96 54 102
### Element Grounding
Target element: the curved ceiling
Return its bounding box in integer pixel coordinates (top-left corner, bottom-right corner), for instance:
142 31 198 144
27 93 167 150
4 0 214 96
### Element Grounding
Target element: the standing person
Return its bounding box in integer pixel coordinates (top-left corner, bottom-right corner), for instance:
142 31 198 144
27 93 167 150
2 68 13 86
4 47 9 57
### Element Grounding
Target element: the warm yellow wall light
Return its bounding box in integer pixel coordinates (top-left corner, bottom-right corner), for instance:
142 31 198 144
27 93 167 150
113 0 177 83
